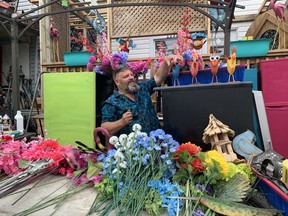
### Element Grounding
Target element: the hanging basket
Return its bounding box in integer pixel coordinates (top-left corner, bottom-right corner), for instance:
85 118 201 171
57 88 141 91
63 51 92 66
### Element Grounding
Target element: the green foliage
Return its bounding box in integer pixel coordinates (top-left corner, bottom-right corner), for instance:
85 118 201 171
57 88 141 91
94 175 114 198
204 159 225 185
172 167 189 183
144 189 163 216
226 162 256 184
237 163 256 184
17 159 31 169
200 195 281 216
216 173 250 202
87 160 103 179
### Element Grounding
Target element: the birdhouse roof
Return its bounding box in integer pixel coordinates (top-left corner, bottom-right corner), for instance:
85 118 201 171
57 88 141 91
202 114 235 144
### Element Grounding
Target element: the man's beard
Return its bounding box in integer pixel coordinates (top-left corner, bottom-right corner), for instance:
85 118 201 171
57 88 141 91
126 82 140 94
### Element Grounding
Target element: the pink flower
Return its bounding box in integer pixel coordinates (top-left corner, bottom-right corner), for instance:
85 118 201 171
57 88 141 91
87 62 94 71
102 55 111 66
89 175 102 183
89 55 97 64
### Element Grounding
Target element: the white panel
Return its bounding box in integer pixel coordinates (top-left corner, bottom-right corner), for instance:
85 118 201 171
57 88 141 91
17 0 38 16
234 0 263 15
253 91 273 151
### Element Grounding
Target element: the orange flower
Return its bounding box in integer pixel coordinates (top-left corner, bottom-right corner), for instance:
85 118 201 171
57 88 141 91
174 142 201 160
190 158 205 173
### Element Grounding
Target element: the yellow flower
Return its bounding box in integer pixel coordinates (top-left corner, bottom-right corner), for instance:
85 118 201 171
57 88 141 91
205 150 228 177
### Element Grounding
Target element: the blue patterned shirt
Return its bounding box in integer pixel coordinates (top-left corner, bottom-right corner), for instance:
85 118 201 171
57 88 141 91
101 78 160 136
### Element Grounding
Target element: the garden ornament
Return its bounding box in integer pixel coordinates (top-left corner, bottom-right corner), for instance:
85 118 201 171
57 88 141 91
210 53 220 83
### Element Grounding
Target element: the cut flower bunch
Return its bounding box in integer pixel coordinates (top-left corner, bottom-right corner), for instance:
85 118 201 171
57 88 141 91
0 136 74 198
0 126 281 216
85 125 280 216
71 28 150 77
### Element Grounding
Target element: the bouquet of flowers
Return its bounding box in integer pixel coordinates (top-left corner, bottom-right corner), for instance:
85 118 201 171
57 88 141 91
88 124 182 215
154 9 204 75
171 142 279 216
0 125 281 216
0 136 74 198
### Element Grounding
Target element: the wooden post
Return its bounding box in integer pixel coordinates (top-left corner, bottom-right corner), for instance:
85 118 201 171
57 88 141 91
107 0 112 51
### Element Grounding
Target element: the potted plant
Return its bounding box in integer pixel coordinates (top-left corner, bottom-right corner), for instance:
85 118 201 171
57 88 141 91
63 28 97 67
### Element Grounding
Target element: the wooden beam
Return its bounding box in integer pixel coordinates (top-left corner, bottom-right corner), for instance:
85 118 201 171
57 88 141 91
258 0 270 14
234 14 258 22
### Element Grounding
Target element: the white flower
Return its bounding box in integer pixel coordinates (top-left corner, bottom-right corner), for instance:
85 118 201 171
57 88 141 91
114 148 125 160
132 124 142 132
141 132 148 138
128 132 136 139
125 138 133 149
119 134 128 145
112 168 121 174
114 142 121 149
135 131 142 136
109 136 119 145
119 161 127 169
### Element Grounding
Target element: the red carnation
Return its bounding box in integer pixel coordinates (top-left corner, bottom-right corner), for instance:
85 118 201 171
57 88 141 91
191 158 205 173
174 142 202 160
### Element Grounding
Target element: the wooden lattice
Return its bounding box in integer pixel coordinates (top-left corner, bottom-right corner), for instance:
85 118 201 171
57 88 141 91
110 0 208 38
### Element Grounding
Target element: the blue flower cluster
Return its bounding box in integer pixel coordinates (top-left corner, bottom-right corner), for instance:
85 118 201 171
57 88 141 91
148 178 184 216
99 128 179 178
183 50 192 61
97 149 116 175
97 127 181 214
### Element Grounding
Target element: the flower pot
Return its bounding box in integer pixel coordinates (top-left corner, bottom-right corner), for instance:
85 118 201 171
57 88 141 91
63 51 92 66
230 39 272 58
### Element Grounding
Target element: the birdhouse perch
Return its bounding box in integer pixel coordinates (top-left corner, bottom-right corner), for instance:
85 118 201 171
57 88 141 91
202 114 238 162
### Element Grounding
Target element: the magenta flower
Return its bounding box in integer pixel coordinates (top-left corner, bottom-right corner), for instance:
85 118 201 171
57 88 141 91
89 55 97 64
89 175 102 183
87 62 94 71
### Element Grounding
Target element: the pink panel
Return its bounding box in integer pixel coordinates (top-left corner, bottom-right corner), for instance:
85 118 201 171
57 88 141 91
260 58 288 104
265 106 288 159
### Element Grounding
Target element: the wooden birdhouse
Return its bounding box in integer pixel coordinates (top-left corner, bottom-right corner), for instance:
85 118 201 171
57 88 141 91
202 114 237 162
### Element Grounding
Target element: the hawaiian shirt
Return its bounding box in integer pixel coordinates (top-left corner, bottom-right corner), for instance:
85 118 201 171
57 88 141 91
101 77 160 136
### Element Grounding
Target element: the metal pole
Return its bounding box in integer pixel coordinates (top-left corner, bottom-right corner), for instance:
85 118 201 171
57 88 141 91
25 72 42 134
11 20 20 116
223 0 237 57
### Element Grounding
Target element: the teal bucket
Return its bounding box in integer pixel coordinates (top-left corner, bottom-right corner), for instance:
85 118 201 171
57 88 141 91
63 51 92 66
230 39 272 58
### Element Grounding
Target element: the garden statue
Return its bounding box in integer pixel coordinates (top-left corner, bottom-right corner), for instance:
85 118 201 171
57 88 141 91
202 114 237 162
226 46 237 82
210 53 220 83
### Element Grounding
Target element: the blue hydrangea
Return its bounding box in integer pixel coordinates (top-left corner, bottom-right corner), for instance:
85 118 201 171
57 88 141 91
183 50 192 61
119 51 128 64
148 178 184 216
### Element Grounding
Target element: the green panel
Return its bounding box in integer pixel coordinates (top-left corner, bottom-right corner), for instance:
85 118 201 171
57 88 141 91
44 72 96 147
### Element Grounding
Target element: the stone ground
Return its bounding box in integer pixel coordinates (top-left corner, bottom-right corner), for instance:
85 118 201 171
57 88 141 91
0 175 155 216
1 175 104 216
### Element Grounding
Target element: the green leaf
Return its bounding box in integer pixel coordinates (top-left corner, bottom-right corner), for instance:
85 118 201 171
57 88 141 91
173 167 189 183
17 159 31 169
73 169 86 177
216 173 250 202
87 160 103 179
200 195 281 216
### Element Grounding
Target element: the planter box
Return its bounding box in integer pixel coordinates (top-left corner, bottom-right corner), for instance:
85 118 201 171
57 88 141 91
257 177 288 216
63 51 92 66
230 39 271 57
169 65 245 85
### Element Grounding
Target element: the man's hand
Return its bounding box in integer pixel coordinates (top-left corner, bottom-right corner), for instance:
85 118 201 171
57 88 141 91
121 110 133 126
164 55 183 67
155 54 184 86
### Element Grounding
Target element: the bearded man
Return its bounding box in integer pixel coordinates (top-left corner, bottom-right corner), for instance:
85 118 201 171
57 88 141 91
101 55 181 136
